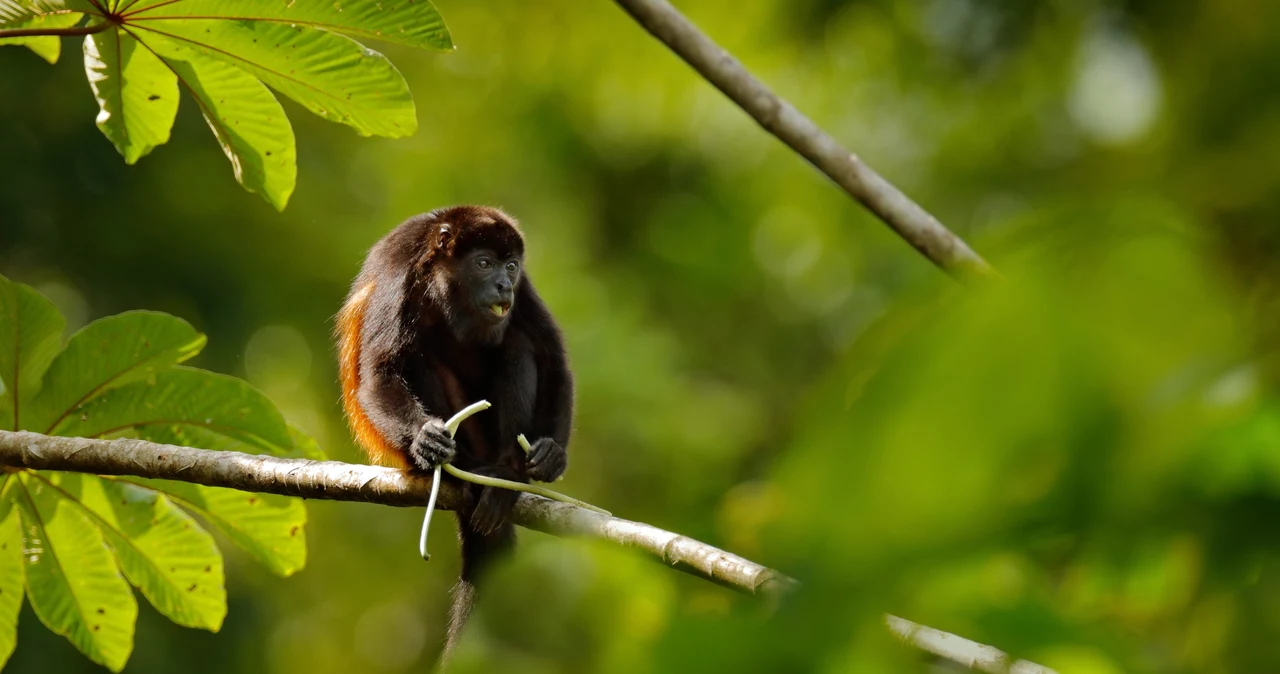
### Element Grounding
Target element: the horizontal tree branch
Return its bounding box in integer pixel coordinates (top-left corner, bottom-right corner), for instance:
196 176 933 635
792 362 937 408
612 0 995 281
0 430 1052 672
0 430 789 596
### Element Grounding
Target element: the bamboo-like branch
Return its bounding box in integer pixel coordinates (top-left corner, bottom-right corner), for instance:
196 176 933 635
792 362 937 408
0 430 1053 672
885 616 1056 674
0 430 785 595
611 0 995 281
0 22 111 39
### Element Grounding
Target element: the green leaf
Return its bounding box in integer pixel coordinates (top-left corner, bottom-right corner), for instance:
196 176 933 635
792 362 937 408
84 27 180 163
51 366 294 453
0 0 91 23
8 0 454 206
0 273 66 431
133 32 296 210
133 421 326 460
0 11 82 63
0 476 15 530
128 19 416 138
0 487 23 669
25 311 205 436
119 478 306 577
32 473 226 631
123 0 453 50
287 424 327 461
16 475 137 672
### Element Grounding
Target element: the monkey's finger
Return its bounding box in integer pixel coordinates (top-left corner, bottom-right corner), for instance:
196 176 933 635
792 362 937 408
526 441 557 466
527 449 546 468
423 429 456 446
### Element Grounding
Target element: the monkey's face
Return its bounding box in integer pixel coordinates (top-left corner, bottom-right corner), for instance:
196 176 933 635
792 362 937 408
456 247 521 325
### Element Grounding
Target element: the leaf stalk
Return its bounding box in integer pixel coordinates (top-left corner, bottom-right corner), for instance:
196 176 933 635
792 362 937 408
0 22 111 39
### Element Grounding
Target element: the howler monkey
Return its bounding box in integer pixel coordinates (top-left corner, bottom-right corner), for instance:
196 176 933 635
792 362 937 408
335 205 573 656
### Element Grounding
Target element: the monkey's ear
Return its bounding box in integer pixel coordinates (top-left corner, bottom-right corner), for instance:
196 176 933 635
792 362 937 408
435 223 454 251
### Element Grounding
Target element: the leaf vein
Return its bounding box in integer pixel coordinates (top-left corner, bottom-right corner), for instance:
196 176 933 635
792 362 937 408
15 479 99 652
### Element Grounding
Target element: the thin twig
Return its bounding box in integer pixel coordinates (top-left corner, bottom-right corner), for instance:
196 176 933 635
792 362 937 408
612 0 996 281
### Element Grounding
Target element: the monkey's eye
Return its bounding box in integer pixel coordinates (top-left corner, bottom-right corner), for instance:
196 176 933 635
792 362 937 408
505 261 518 273
476 258 491 270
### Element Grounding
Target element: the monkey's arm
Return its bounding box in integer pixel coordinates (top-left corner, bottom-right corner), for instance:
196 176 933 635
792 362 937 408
339 272 453 470
533 335 573 449
524 282 574 448
358 348 460 472
357 363 427 452
518 282 573 482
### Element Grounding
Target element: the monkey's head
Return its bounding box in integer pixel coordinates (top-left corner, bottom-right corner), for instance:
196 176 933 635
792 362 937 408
417 206 526 344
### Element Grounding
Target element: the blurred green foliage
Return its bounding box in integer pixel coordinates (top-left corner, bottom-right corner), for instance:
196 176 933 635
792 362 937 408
2 0 1279 672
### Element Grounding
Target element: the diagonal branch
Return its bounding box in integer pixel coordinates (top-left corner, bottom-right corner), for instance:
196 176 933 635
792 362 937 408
0 429 1053 672
612 0 996 281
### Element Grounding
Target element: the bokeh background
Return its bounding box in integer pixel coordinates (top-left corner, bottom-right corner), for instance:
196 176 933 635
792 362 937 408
3 0 1279 672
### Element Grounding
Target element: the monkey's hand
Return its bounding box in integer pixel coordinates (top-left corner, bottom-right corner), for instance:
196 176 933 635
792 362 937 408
525 437 568 483
409 419 456 470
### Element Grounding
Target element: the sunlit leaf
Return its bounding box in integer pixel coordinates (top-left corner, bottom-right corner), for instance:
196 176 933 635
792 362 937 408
121 0 453 50
128 19 416 137
0 484 22 669
33 472 226 631
0 273 66 431
133 31 296 209
52 366 294 453
16 475 137 672
0 11 81 63
83 26 180 163
120 478 307 577
4 0 452 205
25 311 205 435
0 0 92 23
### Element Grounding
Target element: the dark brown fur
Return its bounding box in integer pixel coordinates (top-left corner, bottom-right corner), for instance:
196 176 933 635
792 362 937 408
336 206 573 660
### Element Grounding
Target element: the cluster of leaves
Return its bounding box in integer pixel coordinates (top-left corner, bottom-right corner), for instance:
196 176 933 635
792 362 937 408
0 273 323 671
0 0 453 209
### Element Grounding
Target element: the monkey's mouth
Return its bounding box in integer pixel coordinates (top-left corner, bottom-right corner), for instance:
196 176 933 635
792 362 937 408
489 302 511 318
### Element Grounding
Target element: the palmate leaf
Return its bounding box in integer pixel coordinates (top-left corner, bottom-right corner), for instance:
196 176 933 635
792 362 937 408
54 366 296 452
0 0 451 208
31 472 227 631
0 274 319 667
24 310 206 435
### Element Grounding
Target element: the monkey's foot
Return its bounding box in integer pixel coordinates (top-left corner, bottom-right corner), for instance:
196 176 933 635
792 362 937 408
470 486 519 535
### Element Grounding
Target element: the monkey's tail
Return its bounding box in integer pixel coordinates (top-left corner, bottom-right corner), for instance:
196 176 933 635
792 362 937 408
437 517 516 668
